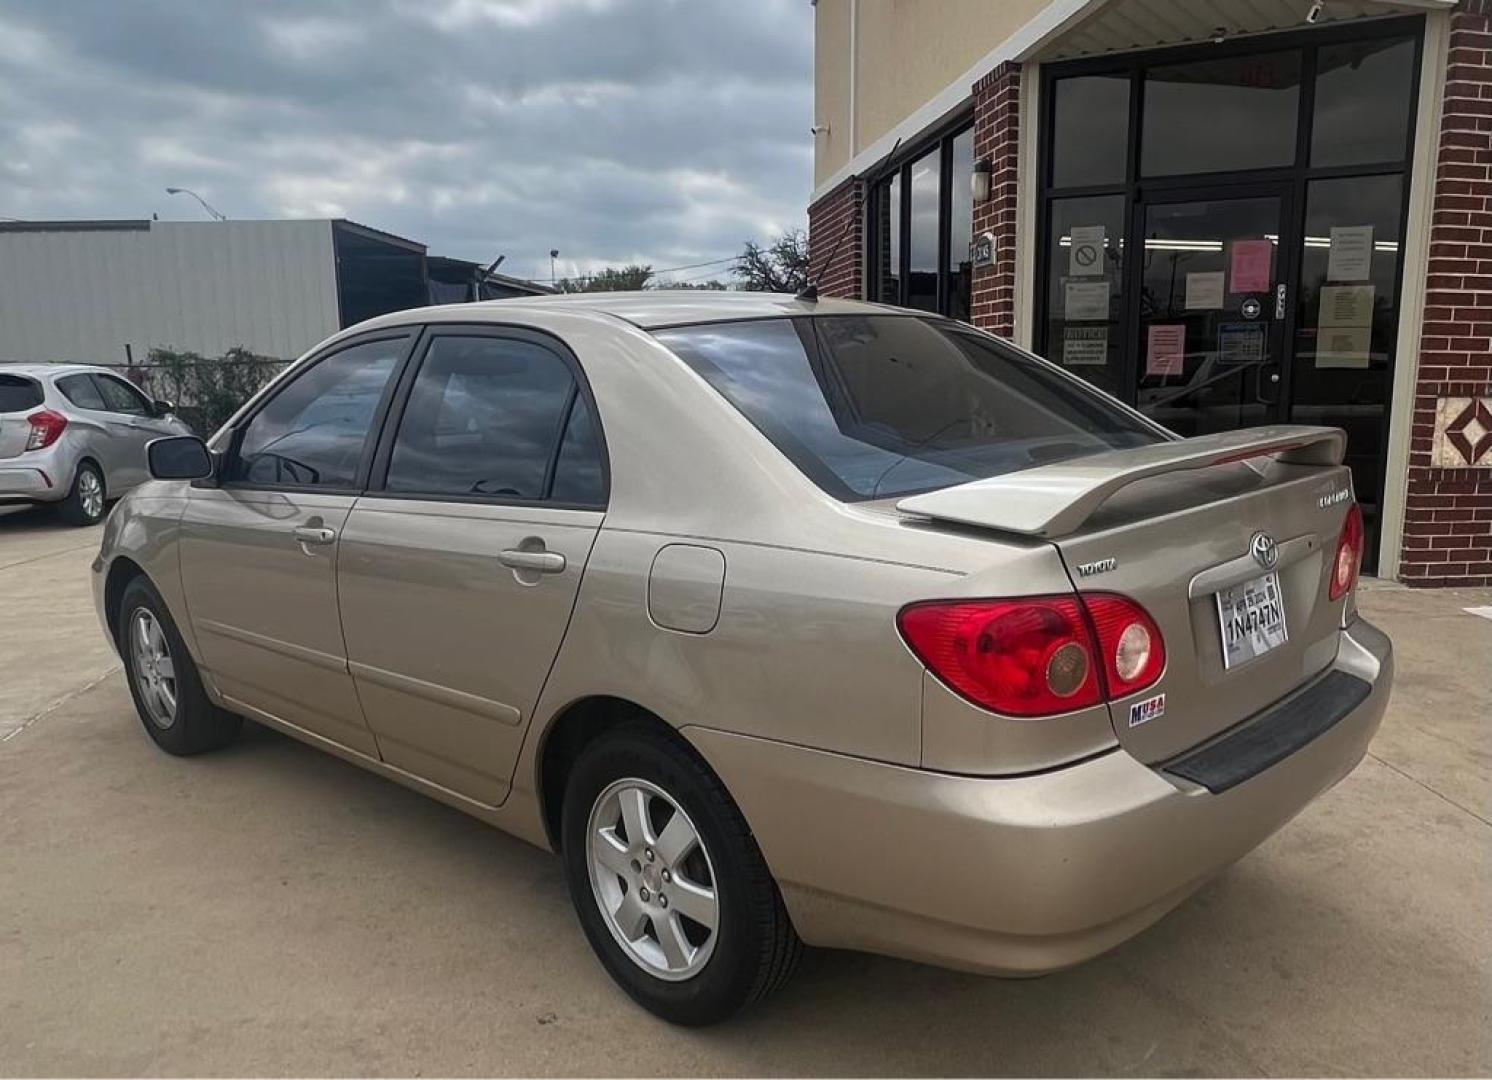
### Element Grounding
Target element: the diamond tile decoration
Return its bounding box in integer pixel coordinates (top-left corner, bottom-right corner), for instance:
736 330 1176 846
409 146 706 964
1432 396 1492 467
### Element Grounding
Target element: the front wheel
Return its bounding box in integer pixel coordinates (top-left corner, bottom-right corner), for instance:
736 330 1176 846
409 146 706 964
561 724 801 1026
118 577 241 755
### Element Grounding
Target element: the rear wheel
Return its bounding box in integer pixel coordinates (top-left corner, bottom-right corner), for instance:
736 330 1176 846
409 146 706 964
118 577 241 755
561 724 801 1026
57 461 105 525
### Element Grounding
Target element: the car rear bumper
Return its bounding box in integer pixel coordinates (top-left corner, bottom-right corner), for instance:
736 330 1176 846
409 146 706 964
683 616 1392 976
0 460 60 500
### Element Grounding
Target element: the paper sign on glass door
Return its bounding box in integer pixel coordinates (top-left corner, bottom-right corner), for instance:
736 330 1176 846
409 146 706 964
1327 225 1374 281
1316 284 1375 368
1146 324 1186 377
1068 225 1106 278
1229 239 1273 294
1185 271 1225 310
1064 280 1110 321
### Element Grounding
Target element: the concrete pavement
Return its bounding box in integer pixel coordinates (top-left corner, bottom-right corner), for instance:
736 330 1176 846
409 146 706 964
1 506 1488 1076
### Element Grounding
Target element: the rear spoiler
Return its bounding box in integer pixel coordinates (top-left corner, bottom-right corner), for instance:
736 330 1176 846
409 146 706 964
896 425 1346 539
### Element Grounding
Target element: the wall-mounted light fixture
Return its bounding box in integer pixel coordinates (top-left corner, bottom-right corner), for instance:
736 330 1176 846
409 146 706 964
971 158 993 204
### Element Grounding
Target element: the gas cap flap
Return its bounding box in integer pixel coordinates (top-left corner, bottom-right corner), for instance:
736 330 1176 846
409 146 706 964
648 544 726 634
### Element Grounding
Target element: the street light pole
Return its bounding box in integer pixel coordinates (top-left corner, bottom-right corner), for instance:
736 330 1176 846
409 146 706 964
164 187 227 221
550 248 559 284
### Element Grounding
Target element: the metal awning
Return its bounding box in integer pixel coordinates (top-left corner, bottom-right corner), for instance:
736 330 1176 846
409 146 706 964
1033 0 1454 60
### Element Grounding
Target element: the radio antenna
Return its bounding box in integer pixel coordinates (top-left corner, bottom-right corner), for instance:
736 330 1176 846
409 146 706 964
797 136 902 303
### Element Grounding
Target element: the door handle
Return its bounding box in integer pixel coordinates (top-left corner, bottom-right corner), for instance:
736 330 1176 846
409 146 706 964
498 549 566 574
292 525 336 546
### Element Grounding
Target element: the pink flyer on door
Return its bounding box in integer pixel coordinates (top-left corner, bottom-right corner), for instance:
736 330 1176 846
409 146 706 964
1146 324 1185 377
1230 239 1273 294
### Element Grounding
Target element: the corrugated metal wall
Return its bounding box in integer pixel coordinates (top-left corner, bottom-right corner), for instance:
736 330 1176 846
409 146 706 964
0 220 341 364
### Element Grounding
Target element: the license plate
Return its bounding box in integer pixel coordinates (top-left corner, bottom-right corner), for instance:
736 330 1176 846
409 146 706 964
1215 571 1287 670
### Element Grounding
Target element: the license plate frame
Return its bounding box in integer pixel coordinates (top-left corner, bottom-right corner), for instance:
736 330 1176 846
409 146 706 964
1215 570 1288 670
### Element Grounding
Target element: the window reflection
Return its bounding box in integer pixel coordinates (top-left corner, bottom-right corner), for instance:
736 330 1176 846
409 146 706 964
1052 74 1130 187
1312 37 1415 167
876 173 900 303
906 147 941 311
1142 51 1301 175
949 129 974 322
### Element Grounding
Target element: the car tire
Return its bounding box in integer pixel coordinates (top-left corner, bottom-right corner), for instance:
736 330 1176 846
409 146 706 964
57 461 106 526
561 722 802 1026
118 576 241 756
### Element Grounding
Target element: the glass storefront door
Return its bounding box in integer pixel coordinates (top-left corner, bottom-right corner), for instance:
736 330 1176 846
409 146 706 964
1132 188 1291 437
1037 20 1422 571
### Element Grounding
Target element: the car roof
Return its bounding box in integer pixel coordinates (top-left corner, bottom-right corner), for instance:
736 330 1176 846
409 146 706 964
356 289 910 333
0 363 112 379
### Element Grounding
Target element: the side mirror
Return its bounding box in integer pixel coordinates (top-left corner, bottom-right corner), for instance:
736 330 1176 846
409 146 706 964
151 399 176 417
147 435 214 481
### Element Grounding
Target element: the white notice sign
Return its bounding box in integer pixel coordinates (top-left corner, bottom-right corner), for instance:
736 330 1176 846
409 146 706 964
1185 271 1226 310
1063 326 1108 366
1064 279 1110 321
1068 225 1106 277
1327 225 1374 282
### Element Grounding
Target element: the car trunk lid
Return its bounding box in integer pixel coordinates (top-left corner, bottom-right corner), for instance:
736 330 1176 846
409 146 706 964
897 426 1356 763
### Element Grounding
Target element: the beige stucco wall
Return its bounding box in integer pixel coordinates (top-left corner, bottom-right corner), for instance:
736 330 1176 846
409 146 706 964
813 0 1051 187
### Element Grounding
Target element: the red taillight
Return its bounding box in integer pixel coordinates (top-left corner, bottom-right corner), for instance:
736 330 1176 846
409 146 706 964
897 597 1101 717
25 409 67 451
1083 593 1166 697
1330 503 1364 601
899 593 1165 718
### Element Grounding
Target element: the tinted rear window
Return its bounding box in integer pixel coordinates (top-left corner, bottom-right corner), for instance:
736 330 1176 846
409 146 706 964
0 374 43 413
654 315 1161 501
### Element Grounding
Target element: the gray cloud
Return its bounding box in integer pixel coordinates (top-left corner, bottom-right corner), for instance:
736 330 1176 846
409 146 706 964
0 0 813 283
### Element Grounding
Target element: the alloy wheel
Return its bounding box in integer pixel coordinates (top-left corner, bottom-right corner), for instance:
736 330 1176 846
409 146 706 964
130 607 177 728
78 469 104 520
586 777 719 981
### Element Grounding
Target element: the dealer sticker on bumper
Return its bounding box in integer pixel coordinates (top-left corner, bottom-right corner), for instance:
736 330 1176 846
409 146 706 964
1215 571 1288 670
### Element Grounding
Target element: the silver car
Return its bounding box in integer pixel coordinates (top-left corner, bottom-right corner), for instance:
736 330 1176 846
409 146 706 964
0 363 191 525
92 293 1391 1025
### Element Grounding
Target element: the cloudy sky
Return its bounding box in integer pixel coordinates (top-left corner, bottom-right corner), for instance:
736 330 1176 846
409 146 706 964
0 0 813 285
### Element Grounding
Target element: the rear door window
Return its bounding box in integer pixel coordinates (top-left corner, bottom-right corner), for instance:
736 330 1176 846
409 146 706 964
56 374 107 411
93 373 152 416
654 315 1161 501
383 334 604 505
0 374 44 413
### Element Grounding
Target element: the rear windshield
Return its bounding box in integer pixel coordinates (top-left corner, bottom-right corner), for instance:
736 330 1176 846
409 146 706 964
653 315 1162 501
0 374 43 414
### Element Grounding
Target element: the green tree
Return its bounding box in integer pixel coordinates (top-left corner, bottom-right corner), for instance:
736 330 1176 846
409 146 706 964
555 264 654 292
733 229 809 293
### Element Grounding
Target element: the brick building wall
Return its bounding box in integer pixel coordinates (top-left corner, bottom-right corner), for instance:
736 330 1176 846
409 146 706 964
805 177 863 299
968 62 1022 339
1399 0 1492 587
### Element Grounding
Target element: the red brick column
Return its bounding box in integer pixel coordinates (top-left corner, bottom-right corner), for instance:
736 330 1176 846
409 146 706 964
1399 0 1492 587
969 61 1022 338
806 176 864 299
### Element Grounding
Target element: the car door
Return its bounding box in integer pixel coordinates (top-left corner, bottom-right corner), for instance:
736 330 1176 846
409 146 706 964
90 372 166 492
336 327 607 806
177 332 415 757
51 373 121 480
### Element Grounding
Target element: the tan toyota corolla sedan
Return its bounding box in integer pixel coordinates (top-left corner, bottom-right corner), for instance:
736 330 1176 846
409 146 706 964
92 292 1391 1025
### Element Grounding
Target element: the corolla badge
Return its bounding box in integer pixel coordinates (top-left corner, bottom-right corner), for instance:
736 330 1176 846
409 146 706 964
1250 531 1279 570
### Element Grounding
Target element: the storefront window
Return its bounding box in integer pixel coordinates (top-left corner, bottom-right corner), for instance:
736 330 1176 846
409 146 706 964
948 128 973 322
1142 51 1302 176
1290 173 1404 544
907 147 941 312
1312 37 1417 167
1043 195 1126 398
868 123 973 321
1051 74 1130 187
875 173 900 303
